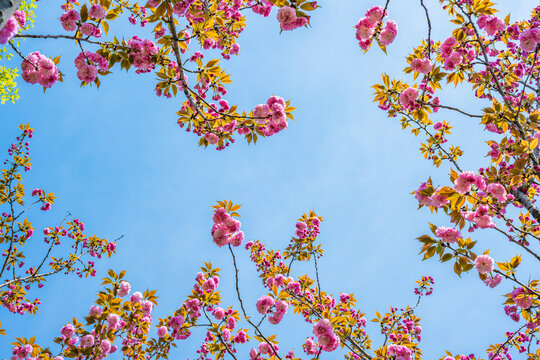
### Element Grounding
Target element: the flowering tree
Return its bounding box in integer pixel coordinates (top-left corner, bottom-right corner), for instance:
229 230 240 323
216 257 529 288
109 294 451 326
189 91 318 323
1 0 540 360
0 125 118 335
368 0 540 358
0 0 318 148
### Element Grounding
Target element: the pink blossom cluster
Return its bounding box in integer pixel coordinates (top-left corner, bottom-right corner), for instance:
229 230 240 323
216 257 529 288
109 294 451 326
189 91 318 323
74 51 108 83
413 276 434 296
486 183 508 203
117 281 131 297
60 312 119 356
435 226 461 243
303 337 319 355
211 208 244 247
510 287 532 309
388 344 413 360
519 27 540 52
21 52 59 88
414 183 449 208
276 6 308 31
127 37 159 73
0 10 26 44
11 344 33 359
60 10 80 32
505 304 521 322
88 4 106 19
454 171 483 194
80 22 102 38
410 58 432 74
294 217 320 239
477 15 505 36
251 0 273 17
194 271 220 294
1 283 40 315
483 274 503 288
311 318 340 352
440 37 462 71
172 0 196 17
399 87 419 111
253 96 288 136
462 205 495 229
355 6 397 49
474 254 494 274
250 342 279 359
255 295 288 324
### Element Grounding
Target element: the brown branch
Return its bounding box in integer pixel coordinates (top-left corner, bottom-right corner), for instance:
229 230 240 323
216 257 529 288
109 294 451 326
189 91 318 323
164 0 210 123
419 0 432 58
227 245 282 360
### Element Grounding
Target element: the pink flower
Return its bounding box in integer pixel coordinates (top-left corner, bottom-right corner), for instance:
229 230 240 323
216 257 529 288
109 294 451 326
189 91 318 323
510 287 532 309
117 281 131 297
234 330 247 344
168 315 184 329
318 333 340 352
21 52 59 88
388 344 412 360
486 183 507 203
157 326 168 338
88 4 106 19
81 334 94 348
80 23 96 37
107 313 120 328
379 20 397 45
444 52 462 71
60 324 75 338
230 231 244 247
205 132 219 145
227 316 236 330
277 6 307 31
276 6 294 21
473 205 495 229
478 15 504 36
365 6 386 26
212 307 225 320
414 182 433 206
399 87 418 110
100 339 112 353
0 11 24 44
435 226 461 243
312 318 332 337
89 305 103 317
249 348 259 359
60 10 79 32
130 291 143 303
212 208 229 223
256 295 275 314
127 37 158 73
355 18 374 41
254 104 271 123
483 274 502 288
519 28 540 52
474 254 494 274
267 95 286 109
141 300 153 315
453 171 477 194
303 337 319 355
430 189 449 208
410 58 432 74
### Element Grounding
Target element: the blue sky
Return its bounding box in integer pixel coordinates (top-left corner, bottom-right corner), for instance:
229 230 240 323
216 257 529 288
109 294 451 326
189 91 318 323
0 0 537 359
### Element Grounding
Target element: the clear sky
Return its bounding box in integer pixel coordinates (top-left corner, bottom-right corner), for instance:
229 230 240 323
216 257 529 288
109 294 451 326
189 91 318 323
0 1 537 359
